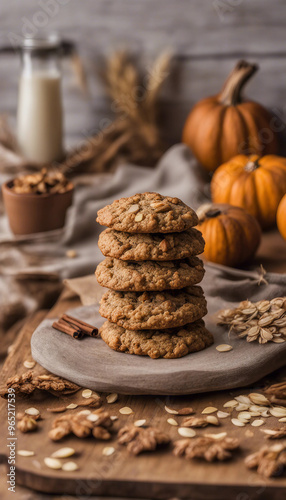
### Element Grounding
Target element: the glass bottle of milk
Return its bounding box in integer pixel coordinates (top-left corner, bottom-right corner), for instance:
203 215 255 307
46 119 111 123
17 36 63 164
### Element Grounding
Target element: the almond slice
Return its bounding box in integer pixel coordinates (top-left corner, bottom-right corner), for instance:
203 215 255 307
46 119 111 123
106 393 118 404
44 457 62 470
223 400 238 408
270 407 286 418
216 344 233 352
231 418 245 427
102 446 115 456
134 213 143 222
164 405 179 415
23 360 36 369
82 389 93 399
134 419 146 427
167 418 178 426
235 395 251 405
62 461 79 471
17 450 35 457
217 411 229 419
202 406 217 414
87 414 100 422
178 427 196 438
25 407 40 417
261 429 277 435
206 416 219 425
248 393 270 406
119 407 133 415
66 403 78 410
205 432 227 440
51 447 75 458
251 419 264 427
127 204 139 213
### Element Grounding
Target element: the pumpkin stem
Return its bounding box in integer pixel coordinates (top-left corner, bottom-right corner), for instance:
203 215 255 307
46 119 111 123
245 159 260 172
218 60 258 106
206 208 221 218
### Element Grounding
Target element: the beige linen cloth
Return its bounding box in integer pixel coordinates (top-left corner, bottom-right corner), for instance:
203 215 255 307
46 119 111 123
1 144 286 360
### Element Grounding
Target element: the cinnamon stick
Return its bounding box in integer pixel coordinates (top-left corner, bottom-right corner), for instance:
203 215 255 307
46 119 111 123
52 321 84 339
62 314 98 337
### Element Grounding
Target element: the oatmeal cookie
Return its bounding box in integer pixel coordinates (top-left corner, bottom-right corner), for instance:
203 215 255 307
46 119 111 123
99 286 207 330
99 319 214 359
96 192 198 233
95 256 204 291
98 228 204 261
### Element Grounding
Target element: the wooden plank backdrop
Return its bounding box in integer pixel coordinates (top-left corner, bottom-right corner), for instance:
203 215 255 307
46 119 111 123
0 0 286 147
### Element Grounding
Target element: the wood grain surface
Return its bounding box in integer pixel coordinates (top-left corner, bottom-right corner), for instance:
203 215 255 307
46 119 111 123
0 287 286 499
1 0 286 147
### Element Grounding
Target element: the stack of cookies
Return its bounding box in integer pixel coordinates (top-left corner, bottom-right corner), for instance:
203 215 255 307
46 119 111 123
95 192 213 359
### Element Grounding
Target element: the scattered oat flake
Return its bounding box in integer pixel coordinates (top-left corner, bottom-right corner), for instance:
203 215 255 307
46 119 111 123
279 417 286 422
202 406 217 414
134 419 146 427
66 403 78 410
62 461 79 471
251 419 264 427
135 213 143 222
178 427 196 438
106 393 118 404
167 418 178 426
44 457 62 470
223 400 238 408
217 411 229 419
25 407 40 416
17 450 35 457
216 344 233 352
110 415 118 421
231 418 245 427
82 389 93 398
51 447 75 459
24 360 36 369
205 432 227 440
119 407 133 415
102 446 115 456
164 406 179 415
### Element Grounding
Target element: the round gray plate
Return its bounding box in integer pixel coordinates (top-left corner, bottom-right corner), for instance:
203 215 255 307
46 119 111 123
31 304 286 395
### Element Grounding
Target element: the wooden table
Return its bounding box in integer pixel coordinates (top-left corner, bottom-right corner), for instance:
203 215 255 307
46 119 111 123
0 285 286 500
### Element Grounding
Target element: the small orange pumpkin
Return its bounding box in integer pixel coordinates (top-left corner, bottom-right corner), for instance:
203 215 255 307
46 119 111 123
197 203 261 267
182 60 279 172
211 154 286 229
277 194 286 241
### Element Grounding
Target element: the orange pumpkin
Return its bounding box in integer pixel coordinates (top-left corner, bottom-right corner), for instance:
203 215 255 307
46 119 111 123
182 60 279 172
197 203 261 267
211 154 286 229
277 194 286 240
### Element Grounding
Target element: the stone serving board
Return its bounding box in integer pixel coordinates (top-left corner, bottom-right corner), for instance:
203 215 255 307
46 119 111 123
31 302 286 395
